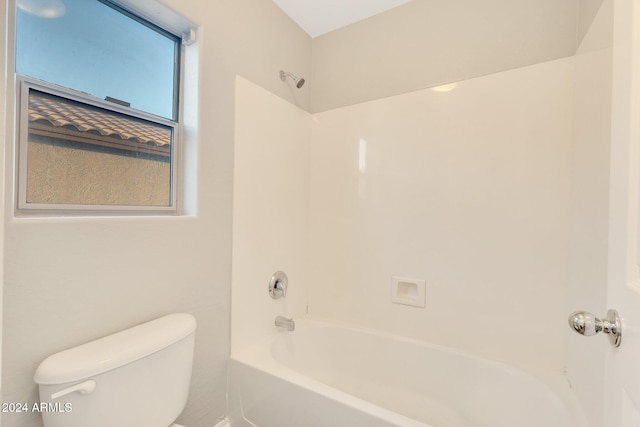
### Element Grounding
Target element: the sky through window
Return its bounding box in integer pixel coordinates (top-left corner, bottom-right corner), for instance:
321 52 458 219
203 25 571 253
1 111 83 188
16 0 178 120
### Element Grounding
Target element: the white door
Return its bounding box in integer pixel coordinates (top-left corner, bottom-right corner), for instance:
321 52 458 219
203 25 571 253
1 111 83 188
605 1 640 425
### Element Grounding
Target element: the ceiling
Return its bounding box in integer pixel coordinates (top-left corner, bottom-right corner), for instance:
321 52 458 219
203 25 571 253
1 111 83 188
272 0 413 38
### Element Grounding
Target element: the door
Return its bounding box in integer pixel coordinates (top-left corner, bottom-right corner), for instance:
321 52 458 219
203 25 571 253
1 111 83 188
605 0 640 425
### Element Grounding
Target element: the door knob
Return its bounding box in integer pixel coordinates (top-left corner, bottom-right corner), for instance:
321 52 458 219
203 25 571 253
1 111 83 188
568 309 621 347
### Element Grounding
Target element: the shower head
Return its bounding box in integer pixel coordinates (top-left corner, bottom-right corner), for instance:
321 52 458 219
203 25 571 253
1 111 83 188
280 70 305 88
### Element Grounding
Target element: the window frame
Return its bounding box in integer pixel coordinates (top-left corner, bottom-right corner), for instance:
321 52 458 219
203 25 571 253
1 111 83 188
13 0 189 216
16 76 180 215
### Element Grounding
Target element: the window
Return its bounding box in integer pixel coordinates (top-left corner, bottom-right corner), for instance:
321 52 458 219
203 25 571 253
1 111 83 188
15 0 184 212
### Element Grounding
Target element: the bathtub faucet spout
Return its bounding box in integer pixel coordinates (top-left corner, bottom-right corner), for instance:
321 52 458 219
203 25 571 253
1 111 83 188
275 316 295 331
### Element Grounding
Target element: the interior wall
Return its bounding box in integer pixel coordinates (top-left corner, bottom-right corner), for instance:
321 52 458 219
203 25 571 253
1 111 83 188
231 76 311 355
308 57 575 375
1 1 311 427
311 0 578 113
565 2 612 426
578 0 606 45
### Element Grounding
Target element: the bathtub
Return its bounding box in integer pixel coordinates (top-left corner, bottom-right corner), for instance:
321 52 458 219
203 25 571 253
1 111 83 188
228 318 586 427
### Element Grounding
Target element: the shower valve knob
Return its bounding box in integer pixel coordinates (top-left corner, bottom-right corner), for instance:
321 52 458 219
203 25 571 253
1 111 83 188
269 271 288 299
568 309 621 347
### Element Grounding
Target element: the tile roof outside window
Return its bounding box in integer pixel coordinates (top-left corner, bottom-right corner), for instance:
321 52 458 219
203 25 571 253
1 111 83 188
29 90 172 149
29 90 172 156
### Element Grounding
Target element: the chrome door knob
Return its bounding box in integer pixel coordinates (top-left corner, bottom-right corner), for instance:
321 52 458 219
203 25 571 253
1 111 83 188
568 309 621 347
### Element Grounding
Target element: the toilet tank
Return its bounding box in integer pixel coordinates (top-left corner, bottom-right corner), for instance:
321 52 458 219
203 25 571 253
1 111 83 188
34 313 196 427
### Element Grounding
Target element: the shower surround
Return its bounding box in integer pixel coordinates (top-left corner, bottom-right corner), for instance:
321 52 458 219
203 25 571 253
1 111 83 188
233 54 573 373
232 51 578 421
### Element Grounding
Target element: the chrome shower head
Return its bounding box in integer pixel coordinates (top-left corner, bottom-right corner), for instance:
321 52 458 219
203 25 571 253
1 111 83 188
280 70 305 88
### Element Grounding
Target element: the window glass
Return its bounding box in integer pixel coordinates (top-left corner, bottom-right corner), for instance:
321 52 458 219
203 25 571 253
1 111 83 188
24 87 173 207
16 0 178 120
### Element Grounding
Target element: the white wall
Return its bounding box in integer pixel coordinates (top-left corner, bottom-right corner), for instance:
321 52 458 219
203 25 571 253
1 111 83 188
1 1 311 427
308 57 575 375
231 76 311 354
578 0 605 44
311 0 578 112
565 1 612 425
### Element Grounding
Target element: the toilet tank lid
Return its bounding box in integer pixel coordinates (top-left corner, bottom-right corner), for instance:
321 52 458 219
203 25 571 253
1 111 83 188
34 313 196 385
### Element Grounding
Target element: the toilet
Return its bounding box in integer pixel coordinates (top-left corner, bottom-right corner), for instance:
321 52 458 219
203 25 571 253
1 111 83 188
34 313 197 427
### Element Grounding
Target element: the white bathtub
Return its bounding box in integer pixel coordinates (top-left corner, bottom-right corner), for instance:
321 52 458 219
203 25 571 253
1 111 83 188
228 318 586 427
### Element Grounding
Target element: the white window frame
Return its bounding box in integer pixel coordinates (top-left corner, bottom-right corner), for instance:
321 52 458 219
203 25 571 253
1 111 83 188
16 76 180 214
10 0 197 216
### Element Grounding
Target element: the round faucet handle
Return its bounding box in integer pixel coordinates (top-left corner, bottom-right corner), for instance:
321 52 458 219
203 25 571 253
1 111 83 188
269 271 288 299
